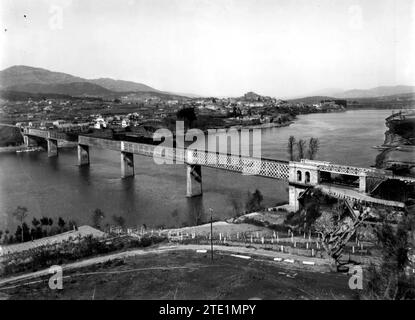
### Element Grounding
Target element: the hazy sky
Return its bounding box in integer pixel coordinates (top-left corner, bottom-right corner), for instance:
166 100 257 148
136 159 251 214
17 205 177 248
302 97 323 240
0 0 414 97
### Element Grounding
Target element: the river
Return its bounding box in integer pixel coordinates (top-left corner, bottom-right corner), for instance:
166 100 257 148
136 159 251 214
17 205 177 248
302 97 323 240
0 109 395 231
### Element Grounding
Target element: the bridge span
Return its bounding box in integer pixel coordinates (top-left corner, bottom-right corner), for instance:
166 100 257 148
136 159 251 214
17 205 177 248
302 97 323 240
23 128 414 211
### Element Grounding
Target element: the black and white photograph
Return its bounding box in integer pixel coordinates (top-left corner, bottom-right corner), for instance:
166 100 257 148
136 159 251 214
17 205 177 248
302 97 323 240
0 0 415 306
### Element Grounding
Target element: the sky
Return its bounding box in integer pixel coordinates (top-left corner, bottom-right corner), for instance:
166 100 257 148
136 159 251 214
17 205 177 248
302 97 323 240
0 0 414 98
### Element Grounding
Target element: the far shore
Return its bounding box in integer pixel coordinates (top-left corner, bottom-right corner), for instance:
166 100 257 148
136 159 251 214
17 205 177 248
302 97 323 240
0 145 26 153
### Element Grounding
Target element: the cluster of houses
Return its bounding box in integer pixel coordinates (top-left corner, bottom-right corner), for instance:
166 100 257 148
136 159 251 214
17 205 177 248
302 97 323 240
15 112 159 132
5 91 346 135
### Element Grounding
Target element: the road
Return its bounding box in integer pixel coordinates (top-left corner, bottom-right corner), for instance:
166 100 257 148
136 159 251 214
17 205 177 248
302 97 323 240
0 243 332 289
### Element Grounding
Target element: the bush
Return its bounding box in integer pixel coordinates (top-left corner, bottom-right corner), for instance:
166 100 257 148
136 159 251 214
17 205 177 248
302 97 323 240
1 234 167 277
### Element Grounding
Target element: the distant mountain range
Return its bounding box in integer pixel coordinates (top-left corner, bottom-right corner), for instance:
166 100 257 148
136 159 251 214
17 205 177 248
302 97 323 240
0 65 163 98
0 65 414 101
305 85 415 99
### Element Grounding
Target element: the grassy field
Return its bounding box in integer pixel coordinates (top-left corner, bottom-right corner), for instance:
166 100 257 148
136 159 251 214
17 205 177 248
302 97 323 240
1 250 356 300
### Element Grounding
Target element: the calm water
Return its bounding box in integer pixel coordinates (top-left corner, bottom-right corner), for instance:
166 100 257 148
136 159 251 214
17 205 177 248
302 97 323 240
0 109 394 230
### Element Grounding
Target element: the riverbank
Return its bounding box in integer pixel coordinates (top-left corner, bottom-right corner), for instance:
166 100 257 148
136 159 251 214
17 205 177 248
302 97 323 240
374 109 415 174
229 121 294 130
0 145 26 153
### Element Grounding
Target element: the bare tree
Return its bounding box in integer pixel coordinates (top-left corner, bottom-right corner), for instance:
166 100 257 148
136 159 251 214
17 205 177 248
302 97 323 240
12 206 28 242
297 139 306 160
314 203 371 265
307 137 320 160
287 136 296 161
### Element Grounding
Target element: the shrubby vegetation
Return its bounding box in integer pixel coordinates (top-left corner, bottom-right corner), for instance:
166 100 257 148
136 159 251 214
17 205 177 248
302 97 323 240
245 189 264 213
362 214 415 300
0 207 132 245
0 233 167 276
0 206 78 245
284 188 337 232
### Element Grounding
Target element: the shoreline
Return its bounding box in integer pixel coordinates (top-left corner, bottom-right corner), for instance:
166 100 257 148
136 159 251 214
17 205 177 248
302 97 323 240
0 145 26 153
228 120 294 130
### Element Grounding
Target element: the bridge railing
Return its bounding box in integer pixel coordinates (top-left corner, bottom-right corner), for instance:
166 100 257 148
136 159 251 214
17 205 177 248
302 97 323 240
79 135 121 151
188 149 290 180
317 162 415 183
121 140 290 180
316 163 376 176
71 135 415 184
48 131 69 140
121 141 187 162
25 128 48 139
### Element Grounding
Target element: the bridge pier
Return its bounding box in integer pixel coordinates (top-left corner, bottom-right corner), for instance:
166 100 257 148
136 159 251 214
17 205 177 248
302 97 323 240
186 164 202 197
23 135 38 147
47 139 58 157
121 151 134 178
77 144 90 166
359 174 367 193
288 185 307 212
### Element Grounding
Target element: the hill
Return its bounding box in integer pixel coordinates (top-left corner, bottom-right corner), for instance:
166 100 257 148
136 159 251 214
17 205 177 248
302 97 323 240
287 96 336 104
340 85 415 99
0 65 84 88
88 78 158 93
0 65 161 98
5 81 112 97
305 85 415 99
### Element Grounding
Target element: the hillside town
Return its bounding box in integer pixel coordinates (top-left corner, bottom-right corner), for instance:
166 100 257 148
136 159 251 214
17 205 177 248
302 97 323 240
0 91 346 143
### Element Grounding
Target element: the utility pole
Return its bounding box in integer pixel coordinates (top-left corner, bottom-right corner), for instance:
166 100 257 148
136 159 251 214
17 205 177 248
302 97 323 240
209 208 213 261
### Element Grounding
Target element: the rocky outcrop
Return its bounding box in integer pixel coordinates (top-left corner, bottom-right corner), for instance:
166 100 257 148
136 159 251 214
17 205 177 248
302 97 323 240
383 130 411 147
375 112 415 174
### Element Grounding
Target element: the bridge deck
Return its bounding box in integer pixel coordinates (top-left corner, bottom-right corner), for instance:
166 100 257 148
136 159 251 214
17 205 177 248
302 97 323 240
316 183 405 208
25 131 415 184
79 136 291 180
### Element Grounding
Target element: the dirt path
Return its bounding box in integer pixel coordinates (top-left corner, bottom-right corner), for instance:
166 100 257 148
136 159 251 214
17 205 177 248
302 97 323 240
0 243 332 288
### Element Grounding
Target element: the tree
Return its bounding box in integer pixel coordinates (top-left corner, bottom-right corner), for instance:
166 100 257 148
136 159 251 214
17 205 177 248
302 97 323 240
40 216 49 236
22 222 30 242
58 217 66 231
31 218 40 229
68 219 78 231
307 137 320 160
314 202 371 265
112 215 125 228
31 217 41 239
297 139 306 160
176 107 197 128
2 230 10 244
230 198 242 216
245 189 264 213
362 216 415 299
92 209 105 229
287 136 296 161
40 217 48 227
14 223 29 242
12 206 28 243
15 225 22 242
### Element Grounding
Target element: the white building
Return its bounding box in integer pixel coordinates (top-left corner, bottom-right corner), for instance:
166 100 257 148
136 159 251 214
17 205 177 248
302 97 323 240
94 116 107 129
